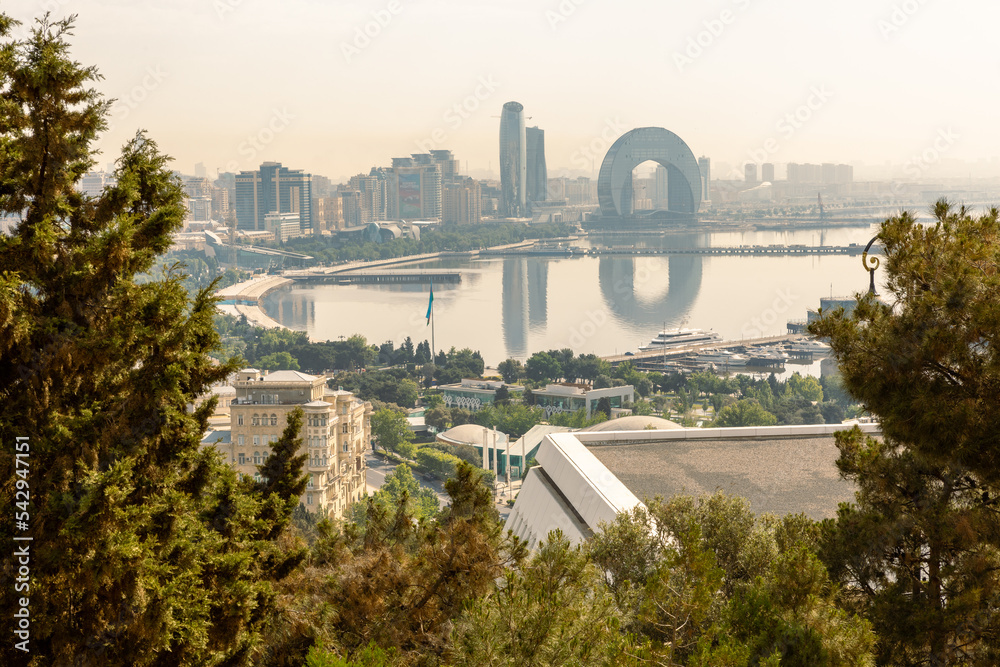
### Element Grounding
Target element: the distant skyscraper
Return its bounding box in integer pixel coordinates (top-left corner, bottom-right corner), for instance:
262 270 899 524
761 163 775 183
389 153 444 220
443 177 482 224
194 162 207 178
697 156 711 202
79 171 107 198
744 163 758 185
654 165 669 208
499 101 526 218
234 162 313 232
526 126 547 206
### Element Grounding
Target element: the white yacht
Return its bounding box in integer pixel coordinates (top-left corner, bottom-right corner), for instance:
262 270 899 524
693 350 751 370
786 338 831 355
639 328 722 351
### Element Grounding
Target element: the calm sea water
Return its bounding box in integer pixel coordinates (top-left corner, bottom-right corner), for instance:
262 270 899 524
260 225 881 374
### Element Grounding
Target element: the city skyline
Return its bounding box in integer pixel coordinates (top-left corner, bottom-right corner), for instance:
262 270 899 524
5 0 1000 183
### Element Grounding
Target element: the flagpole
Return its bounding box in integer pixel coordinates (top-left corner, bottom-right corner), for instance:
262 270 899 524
430 280 436 362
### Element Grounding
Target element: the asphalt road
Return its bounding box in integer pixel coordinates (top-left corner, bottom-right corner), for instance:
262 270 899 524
365 450 515 522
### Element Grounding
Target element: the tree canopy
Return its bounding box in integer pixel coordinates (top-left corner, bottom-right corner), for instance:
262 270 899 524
0 15 306 665
811 202 1000 665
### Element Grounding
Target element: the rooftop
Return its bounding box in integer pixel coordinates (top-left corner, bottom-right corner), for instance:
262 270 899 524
261 370 319 383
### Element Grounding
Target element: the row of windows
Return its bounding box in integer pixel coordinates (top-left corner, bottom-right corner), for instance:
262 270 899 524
236 451 271 465
236 413 280 426
237 434 279 447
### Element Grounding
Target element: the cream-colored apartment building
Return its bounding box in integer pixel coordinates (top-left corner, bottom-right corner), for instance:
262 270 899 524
225 369 372 518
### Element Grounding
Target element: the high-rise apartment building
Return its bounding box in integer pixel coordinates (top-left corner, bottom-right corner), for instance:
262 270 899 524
184 177 214 199
443 177 482 224
697 156 711 202
185 196 213 222
79 171 111 198
348 170 388 222
224 369 372 519
212 187 230 221
654 165 669 208
430 150 459 183
744 163 758 185
761 163 775 183
388 155 442 221
340 191 365 227
499 101 527 217
234 162 314 233
526 126 547 207
314 196 343 231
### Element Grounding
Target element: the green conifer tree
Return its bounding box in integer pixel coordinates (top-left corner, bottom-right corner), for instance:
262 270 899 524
0 15 306 665
812 202 1000 665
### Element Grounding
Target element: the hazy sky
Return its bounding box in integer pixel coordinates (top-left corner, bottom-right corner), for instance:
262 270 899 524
6 0 999 181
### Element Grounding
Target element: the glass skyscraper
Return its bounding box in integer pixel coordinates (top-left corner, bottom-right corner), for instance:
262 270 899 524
526 126 547 208
234 162 313 232
499 101 526 218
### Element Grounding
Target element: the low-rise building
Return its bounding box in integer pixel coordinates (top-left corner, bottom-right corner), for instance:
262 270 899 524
531 383 634 418
438 378 525 412
207 369 372 519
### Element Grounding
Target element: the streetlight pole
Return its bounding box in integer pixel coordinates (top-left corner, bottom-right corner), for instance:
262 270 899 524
862 236 880 296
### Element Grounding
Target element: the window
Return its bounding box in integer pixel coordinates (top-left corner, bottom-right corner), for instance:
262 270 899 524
252 414 260 426
343 444 349 453
342 424 349 434
238 453 245 465
254 473 261 482
270 414 277 426
308 475 315 489
254 451 261 465
307 494 312 505
238 435 244 446
253 435 259 447
237 414 244 426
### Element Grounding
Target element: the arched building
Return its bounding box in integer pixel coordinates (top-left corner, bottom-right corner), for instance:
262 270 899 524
597 127 703 218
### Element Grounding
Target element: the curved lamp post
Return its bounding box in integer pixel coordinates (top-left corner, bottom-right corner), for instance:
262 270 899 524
862 236 879 296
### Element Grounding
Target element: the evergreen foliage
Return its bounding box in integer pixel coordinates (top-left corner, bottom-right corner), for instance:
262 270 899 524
811 203 1000 665
0 15 306 665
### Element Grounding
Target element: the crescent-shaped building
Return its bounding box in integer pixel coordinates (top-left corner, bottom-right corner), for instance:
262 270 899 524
597 127 702 218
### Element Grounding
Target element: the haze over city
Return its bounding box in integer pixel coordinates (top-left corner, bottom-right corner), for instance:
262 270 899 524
6 0 1000 182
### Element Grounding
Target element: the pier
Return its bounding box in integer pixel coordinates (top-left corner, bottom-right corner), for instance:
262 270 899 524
485 244 877 258
292 269 461 285
602 334 805 372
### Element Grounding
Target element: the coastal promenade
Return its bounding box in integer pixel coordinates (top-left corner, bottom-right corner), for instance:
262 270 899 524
215 275 293 330
214 240 536 332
